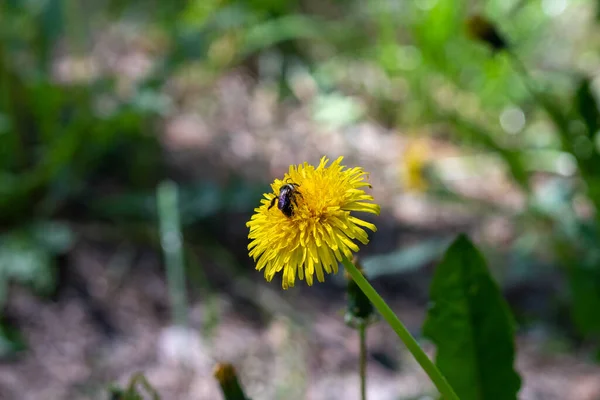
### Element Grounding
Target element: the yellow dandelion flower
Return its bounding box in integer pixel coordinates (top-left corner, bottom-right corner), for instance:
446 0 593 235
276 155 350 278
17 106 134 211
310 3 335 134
401 139 430 193
247 156 380 290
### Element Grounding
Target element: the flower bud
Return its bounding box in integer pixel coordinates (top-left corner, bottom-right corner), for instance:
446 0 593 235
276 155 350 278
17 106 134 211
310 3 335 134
213 363 251 400
345 257 377 327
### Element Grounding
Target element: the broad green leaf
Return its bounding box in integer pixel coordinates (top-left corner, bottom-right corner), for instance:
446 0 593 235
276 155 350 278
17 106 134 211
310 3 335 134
423 234 521 400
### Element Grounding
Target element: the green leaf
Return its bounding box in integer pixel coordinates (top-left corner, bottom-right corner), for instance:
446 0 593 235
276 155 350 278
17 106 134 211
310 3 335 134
414 0 464 66
0 319 26 358
575 78 600 136
423 234 521 400
569 264 600 336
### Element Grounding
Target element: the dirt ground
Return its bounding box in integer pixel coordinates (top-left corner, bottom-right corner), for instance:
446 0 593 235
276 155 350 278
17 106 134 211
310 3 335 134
1 240 600 400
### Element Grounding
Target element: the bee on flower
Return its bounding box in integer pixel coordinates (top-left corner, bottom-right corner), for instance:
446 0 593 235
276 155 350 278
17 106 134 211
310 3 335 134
247 156 380 289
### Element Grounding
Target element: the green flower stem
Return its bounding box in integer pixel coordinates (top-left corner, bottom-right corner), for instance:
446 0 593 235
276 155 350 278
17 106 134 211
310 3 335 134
157 180 188 327
359 322 367 400
342 258 460 400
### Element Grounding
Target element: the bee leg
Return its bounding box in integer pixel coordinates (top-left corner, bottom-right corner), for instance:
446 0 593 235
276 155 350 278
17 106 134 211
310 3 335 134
268 197 277 210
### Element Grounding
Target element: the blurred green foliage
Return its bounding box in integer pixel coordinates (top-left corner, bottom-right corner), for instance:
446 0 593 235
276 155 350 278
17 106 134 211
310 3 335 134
0 221 72 307
0 0 167 355
0 1 165 225
108 373 160 400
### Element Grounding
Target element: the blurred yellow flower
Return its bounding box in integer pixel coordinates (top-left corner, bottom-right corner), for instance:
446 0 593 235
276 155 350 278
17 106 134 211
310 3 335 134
247 156 380 289
401 139 430 193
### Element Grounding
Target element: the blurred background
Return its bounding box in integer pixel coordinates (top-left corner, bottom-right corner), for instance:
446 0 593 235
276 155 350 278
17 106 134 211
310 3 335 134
2 0 600 399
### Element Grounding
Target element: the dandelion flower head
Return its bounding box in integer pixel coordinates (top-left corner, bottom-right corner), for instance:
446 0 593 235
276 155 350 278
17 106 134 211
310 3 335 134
401 138 430 193
247 156 380 289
